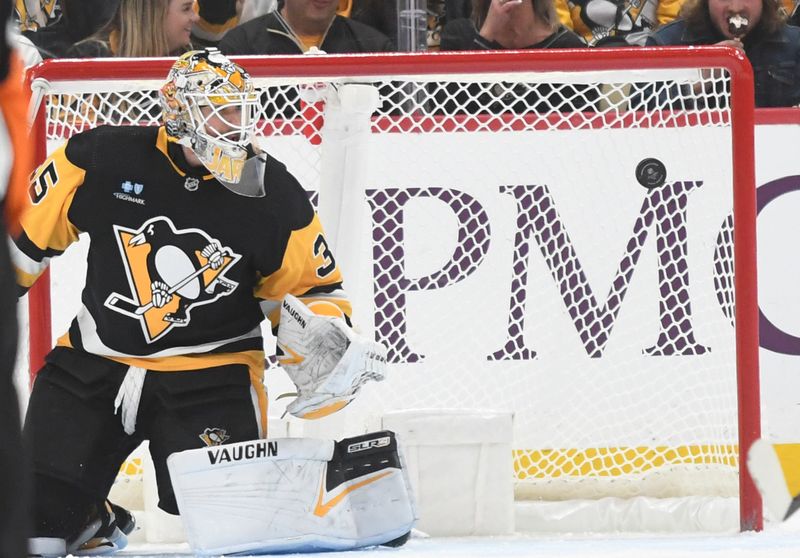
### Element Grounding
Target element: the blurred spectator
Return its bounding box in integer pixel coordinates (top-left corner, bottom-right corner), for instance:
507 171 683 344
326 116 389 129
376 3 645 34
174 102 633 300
347 0 394 39
15 0 62 31
10 25 43 67
218 0 394 54
789 0 800 24
19 0 119 58
442 0 586 49
555 0 682 45
67 0 198 58
192 0 245 48
646 0 800 107
424 0 473 48
195 0 457 51
348 0 472 50
240 0 279 22
439 0 592 114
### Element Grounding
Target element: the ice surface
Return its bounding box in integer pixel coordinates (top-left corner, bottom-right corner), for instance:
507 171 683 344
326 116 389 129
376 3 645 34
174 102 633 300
119 522 800 558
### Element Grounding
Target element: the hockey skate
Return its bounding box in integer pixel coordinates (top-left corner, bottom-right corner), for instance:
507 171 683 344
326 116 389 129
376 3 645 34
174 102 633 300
69 501 136 556
29 501 135 557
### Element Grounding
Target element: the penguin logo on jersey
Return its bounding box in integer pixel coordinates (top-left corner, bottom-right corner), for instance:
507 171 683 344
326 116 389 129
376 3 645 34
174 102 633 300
104 216 241 343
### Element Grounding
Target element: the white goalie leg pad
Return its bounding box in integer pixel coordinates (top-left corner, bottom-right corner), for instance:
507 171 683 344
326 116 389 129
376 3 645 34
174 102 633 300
168 431 416 555
277 294 387 419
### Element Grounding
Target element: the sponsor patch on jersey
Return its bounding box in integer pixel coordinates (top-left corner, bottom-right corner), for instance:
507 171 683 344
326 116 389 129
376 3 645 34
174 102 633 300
103 216 241 343
113 181 146 205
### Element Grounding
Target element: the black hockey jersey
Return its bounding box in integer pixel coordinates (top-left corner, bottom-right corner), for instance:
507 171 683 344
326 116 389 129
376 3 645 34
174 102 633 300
14 125 351 381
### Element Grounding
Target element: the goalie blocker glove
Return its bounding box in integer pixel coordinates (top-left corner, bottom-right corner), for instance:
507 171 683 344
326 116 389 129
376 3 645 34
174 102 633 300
276 294 387 419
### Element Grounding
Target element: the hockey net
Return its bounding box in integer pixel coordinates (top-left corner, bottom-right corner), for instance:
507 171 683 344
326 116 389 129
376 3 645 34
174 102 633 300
23 49 760 532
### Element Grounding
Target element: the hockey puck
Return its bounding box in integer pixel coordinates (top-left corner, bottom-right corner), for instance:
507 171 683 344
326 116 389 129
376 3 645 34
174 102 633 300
635 158 667 189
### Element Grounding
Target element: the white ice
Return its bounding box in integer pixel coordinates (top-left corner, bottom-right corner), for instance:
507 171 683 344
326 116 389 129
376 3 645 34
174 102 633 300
120 522 800 558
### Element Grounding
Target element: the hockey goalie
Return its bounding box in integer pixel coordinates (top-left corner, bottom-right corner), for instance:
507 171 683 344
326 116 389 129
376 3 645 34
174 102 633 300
17 48 413 557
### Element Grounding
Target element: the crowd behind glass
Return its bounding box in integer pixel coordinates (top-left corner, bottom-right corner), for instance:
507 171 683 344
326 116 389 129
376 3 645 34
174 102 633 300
13 0 800 107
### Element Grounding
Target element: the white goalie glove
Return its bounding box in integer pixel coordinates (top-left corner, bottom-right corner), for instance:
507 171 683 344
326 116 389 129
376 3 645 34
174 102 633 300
276 294 387 419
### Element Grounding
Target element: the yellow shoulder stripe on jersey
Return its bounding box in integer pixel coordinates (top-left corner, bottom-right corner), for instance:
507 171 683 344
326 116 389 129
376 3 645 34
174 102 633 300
255 213 345 301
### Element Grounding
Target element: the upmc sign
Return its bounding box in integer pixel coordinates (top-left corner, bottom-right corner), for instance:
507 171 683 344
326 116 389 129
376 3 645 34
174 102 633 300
325 117 797 444
315 123 748 450
346 126 740 369
367 179 737 364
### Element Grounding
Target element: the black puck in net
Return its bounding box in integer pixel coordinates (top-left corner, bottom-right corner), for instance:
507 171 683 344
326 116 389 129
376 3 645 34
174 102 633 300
635 158 667 189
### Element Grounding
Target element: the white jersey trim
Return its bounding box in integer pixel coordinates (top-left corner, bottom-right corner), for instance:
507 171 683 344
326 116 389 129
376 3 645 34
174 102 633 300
75 305 263 358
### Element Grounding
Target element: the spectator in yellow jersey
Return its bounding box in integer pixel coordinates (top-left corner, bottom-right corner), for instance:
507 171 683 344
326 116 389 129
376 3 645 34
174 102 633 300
67 0 198 58
218 0 394 54
555 0 683 45
17 0 119 57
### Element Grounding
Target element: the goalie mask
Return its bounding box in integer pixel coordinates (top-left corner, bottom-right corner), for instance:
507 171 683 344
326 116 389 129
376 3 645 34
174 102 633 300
160 48 265 197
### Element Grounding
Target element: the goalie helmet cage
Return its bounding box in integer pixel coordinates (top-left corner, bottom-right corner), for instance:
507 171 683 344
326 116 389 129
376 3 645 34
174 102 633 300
24 49 761 532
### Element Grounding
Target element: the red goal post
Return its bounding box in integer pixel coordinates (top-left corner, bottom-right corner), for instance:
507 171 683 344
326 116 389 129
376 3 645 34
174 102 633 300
24 48 761 532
